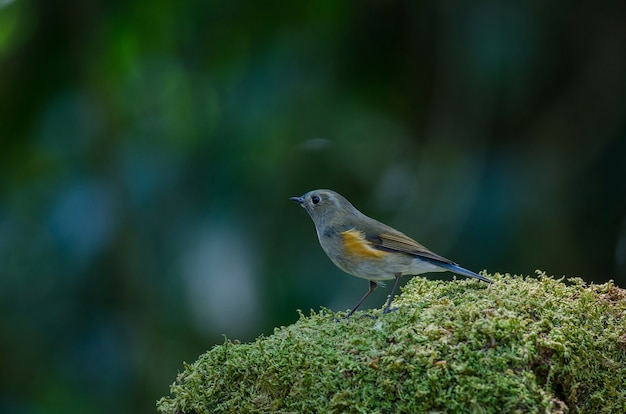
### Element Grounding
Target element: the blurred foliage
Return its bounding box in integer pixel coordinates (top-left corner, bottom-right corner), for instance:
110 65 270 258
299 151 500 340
0 0 625 413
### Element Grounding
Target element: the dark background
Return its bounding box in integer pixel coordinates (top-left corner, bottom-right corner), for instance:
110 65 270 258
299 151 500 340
1 1 625 413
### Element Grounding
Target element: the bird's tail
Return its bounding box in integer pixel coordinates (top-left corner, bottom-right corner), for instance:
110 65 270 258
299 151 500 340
436 262 492 283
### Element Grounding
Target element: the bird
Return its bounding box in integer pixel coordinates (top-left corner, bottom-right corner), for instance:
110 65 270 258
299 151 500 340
290 189 491 318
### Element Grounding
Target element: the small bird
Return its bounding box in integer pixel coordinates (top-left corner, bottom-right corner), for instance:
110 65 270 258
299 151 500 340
290 189 491 318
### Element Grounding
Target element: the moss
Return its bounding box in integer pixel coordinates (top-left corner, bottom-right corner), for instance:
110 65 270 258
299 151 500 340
157 272 626 413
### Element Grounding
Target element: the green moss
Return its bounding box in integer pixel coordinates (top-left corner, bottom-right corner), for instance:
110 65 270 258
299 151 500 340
157 272 626 413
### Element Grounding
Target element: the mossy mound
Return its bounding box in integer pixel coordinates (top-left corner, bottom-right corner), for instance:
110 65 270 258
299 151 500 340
157 273 626 413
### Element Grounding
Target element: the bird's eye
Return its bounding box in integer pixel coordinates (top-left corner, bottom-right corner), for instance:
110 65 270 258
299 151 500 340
311 195 321 205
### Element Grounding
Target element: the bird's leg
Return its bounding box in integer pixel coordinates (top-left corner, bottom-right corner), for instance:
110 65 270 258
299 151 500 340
383 273 402 314
344 280 377 318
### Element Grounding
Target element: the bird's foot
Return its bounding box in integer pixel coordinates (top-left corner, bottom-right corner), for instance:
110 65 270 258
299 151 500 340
333 311 378 322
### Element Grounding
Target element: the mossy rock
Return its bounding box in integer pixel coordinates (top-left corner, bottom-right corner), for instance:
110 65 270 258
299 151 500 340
157 273 626 413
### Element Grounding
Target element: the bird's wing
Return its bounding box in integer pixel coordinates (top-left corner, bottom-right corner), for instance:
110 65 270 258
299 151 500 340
366 228 456 265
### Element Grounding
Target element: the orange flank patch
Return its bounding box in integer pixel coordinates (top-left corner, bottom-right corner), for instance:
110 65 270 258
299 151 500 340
340 228 387 259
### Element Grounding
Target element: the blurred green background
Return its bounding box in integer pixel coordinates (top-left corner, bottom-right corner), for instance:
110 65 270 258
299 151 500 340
1 0 625 412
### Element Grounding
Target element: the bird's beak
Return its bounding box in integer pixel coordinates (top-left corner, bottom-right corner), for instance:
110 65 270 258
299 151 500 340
290 196 304 204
